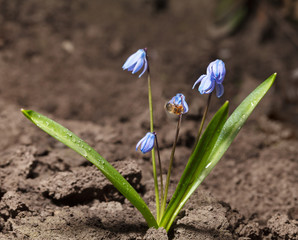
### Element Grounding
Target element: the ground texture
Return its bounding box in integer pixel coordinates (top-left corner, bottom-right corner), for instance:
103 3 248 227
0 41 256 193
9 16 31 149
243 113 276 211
0 0 297 239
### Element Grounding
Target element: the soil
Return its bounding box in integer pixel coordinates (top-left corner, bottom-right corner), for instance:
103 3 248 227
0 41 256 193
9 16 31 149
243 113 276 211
0 0 297 239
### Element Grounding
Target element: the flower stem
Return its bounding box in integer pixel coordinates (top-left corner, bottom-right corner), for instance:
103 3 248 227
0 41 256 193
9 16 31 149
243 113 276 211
161 114 182 217
154 132 163 223
192 93 212 151
146 55 160 222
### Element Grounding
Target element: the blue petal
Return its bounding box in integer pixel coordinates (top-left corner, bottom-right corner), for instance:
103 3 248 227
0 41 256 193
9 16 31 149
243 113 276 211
204 80 215 94
136 132 155 154
174 94 183 105
206 59 226 84
122 49 144 70
132 58 144 74
122 53 139 70
136 135 147 151
140 133 155 153
199 75 213 94
216 83 224 98
207 62 213 75
138 58 148 78
192 75 206 89
213 60 219 79
127 63 136 72
177 94 188 114
214 60 226 84
182 99 189 114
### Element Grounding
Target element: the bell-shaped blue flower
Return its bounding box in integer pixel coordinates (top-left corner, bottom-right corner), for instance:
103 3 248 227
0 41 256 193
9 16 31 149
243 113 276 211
192 59 226 98
136 132 155 154
166 93 189 115
122 49 148 78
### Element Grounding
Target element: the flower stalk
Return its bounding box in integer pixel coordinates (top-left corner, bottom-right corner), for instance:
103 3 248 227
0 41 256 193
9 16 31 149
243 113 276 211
161 113 182 216
146 53 161 221
154 132 164 222
193 93 212 150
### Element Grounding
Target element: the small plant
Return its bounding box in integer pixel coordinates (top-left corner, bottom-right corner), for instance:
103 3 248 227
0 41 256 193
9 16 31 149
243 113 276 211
22 48 275 232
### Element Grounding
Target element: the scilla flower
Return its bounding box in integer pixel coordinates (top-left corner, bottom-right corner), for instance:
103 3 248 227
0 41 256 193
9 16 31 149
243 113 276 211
122 49 148 78
136 132 155 153
165 93 189 115
192 59 226 98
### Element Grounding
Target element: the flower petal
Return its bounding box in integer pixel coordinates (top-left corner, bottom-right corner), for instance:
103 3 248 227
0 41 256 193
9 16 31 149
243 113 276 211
216 83 224 98
192 74 206 89
122 55 135 70
174 94 182 105
127 63 136 72
136 132 155 154
140 133 155 153
138 58 148 78
132 58 144 74
199 75 213 94
204 80 215 94
215 60 226 84
182 99 189 114
122 49 145 70
207 62 213 75
206 59 226 84
136 135 147 151
123 51 140 69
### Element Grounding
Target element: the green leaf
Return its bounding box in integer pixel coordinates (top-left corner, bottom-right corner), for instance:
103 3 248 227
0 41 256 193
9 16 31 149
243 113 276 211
21 109 158 229
206 73 276 167
161 73 276 231
160 101 229 229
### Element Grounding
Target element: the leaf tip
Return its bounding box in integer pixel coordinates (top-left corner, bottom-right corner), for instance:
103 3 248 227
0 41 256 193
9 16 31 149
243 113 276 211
268 73 277 86
222 100 229 110
21 108 27 116
21 109 32 119
272 72 277 79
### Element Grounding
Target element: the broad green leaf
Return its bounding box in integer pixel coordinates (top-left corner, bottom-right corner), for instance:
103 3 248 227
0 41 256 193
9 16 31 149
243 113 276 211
162 73 276 231
22 109 158 228
206 73 276 168
160 101 229 229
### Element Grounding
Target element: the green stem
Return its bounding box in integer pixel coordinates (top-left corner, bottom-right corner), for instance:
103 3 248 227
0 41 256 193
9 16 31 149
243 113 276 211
147 58 160 222
192 93 212 152
161 114 182 217
154 133 164 223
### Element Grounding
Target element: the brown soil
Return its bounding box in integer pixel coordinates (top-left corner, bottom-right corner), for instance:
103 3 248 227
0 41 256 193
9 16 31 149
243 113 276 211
0 1 297 239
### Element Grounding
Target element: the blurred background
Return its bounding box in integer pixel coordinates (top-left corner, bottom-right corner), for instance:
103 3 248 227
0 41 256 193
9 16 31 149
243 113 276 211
0 0 297 128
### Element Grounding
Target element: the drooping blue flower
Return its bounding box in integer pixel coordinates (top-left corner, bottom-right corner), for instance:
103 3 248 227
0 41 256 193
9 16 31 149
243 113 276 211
136 132 155 153
192 59 226 98
166 93 189 115
122 49 148 78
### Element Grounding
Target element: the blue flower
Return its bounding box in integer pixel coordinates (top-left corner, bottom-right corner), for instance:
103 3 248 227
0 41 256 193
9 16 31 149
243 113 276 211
192 59 226 98
122 49 148 78
166 93 189 115
136 132 155 153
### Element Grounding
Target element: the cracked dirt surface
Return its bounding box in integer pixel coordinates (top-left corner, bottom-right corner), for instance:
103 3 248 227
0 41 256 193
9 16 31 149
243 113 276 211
0 0 297 239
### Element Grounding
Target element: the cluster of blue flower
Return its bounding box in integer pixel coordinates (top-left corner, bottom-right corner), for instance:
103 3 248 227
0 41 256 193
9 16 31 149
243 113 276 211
122 49 226 154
